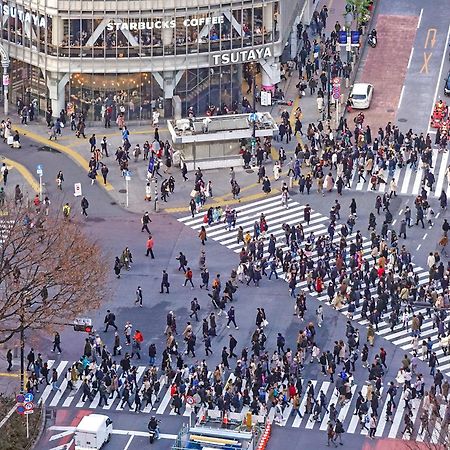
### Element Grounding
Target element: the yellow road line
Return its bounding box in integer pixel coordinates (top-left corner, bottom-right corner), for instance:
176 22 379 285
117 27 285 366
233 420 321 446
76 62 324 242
0 156 40 193
15 126 114 192
56 127 168 141
164 189 280 213
0 372 20 377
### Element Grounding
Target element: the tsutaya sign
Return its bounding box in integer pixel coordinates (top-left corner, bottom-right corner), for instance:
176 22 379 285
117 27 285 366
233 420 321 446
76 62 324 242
1 4 47 28
211 46 272 66
107 15 224 31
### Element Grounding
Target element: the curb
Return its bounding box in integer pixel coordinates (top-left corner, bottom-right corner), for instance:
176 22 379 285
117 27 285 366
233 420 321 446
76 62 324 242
342 0 381 120
29 403 46 450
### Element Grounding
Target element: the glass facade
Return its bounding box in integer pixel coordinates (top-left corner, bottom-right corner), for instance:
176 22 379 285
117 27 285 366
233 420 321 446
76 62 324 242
0 0 282 121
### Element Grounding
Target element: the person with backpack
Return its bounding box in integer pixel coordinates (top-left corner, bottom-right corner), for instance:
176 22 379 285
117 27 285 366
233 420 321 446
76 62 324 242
176 252 187 273
183 267 194 288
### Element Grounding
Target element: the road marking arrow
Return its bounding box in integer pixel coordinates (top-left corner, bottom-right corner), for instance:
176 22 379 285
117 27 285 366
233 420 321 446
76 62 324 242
425 28 437 48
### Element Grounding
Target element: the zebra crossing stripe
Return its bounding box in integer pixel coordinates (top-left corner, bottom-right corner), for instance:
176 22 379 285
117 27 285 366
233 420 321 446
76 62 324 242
434 151 449 197
62 380 81 407
292 380 317 428
346 385 368 434
143 375 166 413
402 397 421 440
361 388 383 436
305 381 331 429
388 391 407 438
39 361 67 405
337 384 357 423
179 196 450 376
49 378 68 407
401 167 413 194
156 382 172 415
430 404 446 444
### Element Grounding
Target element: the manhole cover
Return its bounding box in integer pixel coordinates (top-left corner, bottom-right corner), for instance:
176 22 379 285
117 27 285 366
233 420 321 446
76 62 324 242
245 169 254 174
386 109 395 113
398 118 407 123
118 189 127 193
87 217 105 222
110 202 117 205
37 145 61 153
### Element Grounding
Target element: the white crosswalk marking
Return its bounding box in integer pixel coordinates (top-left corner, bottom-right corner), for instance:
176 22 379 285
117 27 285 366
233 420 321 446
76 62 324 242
388 391 407 438
305 381 331 429
435 151 449 197
347 385 368 434
292 381 317 428
178 196 450 376
36 362 444 441
39 361 66 405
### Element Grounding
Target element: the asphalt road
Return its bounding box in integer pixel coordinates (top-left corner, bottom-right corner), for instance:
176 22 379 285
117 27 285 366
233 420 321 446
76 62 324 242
391 0 450 132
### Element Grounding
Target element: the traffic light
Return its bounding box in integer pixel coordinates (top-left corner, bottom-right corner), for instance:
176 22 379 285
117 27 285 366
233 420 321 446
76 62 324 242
73 318 93 333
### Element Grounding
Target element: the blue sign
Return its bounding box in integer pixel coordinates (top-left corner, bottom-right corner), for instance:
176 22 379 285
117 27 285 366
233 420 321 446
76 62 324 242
24 393 34 402
338 31 347 45
351 31 360 45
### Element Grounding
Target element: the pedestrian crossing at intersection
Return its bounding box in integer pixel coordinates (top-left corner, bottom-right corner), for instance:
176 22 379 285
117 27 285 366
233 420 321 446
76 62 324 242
35 361 447 442
179 196 450 376
348 150 450 198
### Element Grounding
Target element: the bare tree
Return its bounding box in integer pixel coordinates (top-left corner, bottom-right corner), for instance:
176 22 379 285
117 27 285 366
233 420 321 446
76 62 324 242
0 200 108 344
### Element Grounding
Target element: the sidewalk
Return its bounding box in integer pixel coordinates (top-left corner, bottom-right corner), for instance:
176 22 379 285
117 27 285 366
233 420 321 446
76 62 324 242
11 0 356 216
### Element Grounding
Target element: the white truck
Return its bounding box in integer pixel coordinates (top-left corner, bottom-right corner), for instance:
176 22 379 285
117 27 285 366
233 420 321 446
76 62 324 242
75 414 113 450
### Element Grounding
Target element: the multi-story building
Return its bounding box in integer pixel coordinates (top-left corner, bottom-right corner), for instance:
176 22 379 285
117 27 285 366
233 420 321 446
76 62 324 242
0 0 310 121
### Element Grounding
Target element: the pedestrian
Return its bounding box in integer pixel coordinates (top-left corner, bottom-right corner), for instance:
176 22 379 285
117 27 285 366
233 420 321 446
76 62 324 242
316 305 324 327
327 422 337 447
189 298 200 322
81 196 89 216
368 414 377 439
229 334 238 358
51 368 61 392
160 270 170 293
334 419 344 445
6 349 12 371
26 348 35 370
199 226 207 245
124 321 132 345
226 306 238 329
146 235 155 258
104 309 118 332
98 381 109 407
135 286 143 307
141 212 152 233
52 332 62 354
183 267 194 288
177 252 188 272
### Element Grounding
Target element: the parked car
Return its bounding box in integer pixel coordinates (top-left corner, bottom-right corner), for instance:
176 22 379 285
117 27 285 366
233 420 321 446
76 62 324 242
349 83 374 109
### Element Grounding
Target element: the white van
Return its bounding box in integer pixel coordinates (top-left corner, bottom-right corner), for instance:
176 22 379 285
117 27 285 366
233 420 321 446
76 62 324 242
75 414 113 450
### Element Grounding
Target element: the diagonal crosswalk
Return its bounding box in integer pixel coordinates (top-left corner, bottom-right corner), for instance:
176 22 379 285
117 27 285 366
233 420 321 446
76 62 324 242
179 196 450 376
34 362 447 441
